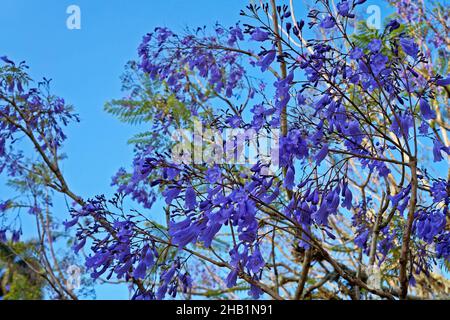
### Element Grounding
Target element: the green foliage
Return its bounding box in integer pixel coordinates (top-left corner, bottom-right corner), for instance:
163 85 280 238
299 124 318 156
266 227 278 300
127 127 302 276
351 16 413 53
105 61 190 129
0 241 45 300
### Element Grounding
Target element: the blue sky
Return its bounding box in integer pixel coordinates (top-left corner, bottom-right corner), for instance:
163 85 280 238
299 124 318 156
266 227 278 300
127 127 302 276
0 0 399 299
0 0 245 199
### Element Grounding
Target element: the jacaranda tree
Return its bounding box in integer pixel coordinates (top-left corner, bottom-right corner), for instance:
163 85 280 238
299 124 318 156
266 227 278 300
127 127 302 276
0 0 449 300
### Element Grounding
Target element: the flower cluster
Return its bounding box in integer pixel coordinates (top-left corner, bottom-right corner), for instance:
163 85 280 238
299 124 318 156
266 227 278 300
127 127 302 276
59 0 450 299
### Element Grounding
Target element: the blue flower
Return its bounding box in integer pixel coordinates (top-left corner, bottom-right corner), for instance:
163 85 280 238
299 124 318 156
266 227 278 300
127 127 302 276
247 246 265 274
436 233 450 260
312 203 330 225
283 166 295 190
0 229 6 242
225 115 243 128
249 282 263 299
199 222 221 247
251 28 269 42
386 19 400 32
354 229 370 249
296 92 306 105
256 50 276 72
226 268 238 288
169 218 203 248
415 211 446 243
337 1 354 18
430 180 448 203
11 230 21 243
206 165 221 184
433 140 449 162
342 185 353 210
314 144 329 165
419 98 436 120
368 39 382 53
162 187 181 205
349 47 364 60
320 16 335 29
73 238 86 254
133 260 147 279
436 76 450 86
399 38 419 58
370 53 388 75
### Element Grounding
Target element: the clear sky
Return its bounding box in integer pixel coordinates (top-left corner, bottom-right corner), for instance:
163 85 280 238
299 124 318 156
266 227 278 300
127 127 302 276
0 0 396 299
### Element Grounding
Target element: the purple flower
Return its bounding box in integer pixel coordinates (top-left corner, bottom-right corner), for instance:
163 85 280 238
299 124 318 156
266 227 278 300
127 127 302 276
63 217 79 230
247 246 265 273
133 261 147 279
390 112 413 139
206 165 221 184
368 39 382 53
342 186 353 210
370 53 388 75
170 219 203 248
337 1 354 18
0 229 7 242
283 166 295 190
162 187 181 205
256 50 276 72
436 233 450 260
419 121 429 134
296 92 306 105
73 238 86 253
12 230 21 243
161 264 177 284
419 98 436 120
312 203 330 225
156 283 168 300
226 268 238 288
415 211 446 243
249 282 263 299
320 16 335 29
399 38 419 58
377 228 394 262
0 200 11 213
251 28 269 42
436 76 450 86
433 140 449 162
349 47 364 60
0 56 14 65
225 115 243 128
430 180 448 203
386 19 400 32
143 248 155 268
354 229 370 249
228 24 244 46
179 272 193 293
314 144 329 165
